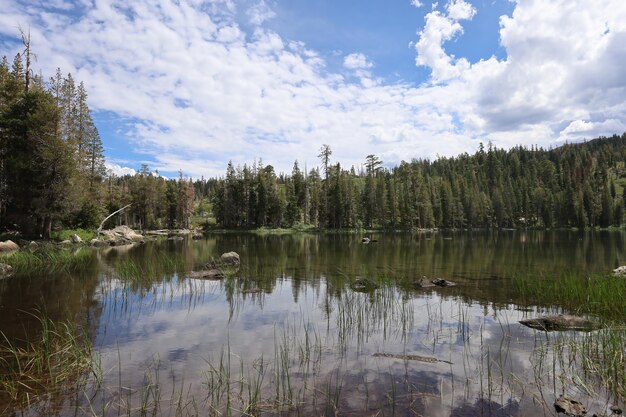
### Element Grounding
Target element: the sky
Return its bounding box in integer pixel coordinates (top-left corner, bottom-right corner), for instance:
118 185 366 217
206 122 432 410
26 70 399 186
1 0 625 178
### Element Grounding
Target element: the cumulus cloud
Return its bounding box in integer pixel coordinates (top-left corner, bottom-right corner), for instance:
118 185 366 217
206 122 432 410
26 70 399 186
246 0 276 26
1 0 625 177
410 0 424 8
343 53 373 70
105 163 137 177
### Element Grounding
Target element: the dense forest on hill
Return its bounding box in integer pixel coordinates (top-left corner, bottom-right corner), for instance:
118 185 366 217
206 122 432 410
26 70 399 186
2 44 626 236
200 135 626 230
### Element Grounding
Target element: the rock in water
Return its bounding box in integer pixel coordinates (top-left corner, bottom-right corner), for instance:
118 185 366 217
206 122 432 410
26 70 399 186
350 278 379 292
431 279 456 287
414 277 435 288
220 252 240 266
520 314 601 332
362 237 370 243
0 240 19 252
554 396 586 416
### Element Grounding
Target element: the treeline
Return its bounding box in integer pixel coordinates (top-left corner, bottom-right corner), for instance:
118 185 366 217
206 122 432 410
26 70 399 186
0 40 195 237
202 135 626 230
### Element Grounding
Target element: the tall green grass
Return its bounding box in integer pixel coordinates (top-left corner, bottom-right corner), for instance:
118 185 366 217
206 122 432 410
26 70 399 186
514 273 626 319
5 248 95 275
0 312 94 411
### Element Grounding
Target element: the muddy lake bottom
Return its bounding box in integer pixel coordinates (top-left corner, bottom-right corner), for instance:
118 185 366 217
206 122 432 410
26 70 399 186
1 231 626 416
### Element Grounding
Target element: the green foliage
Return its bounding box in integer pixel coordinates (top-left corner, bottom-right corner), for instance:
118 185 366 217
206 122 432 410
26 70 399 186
205 134 626 231
4 248 94 274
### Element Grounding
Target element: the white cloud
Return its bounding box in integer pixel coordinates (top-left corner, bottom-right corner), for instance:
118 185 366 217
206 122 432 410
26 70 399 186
2 0 625 177
343 52 373 70
410 0 424 8
105 163 137 177
246 0 276 26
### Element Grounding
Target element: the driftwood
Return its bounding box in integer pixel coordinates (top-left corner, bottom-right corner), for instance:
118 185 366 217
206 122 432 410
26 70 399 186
97 204 132 236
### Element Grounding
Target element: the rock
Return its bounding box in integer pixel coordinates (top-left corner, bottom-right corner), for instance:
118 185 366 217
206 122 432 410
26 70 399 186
414 277 436 288
0 240 19 252
362 237 370 243
350 277 379 292
27 241 38 250
0 263 13 278
188 269 224 280
431 279 456 287
554 396 586 416
100 226 144 243
70 233 83 243
613 266 626 276
60 239 72 245
220 252 240 266
520 314 601 332
611 405 622 415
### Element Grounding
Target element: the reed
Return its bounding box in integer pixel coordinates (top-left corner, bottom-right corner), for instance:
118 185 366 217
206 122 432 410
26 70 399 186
0 311 94 411
5 248 94 275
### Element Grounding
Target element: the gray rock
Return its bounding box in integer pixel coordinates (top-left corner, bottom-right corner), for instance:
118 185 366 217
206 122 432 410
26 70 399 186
554 395 586 416
350 277 379 292
613 266 626 276
60 239 72 245
100 226 144 243
520 314 601 332
0 240 19 252
362 237 370 243
0 263 13 278
414 277 435 288
220 251 240 266
70 233 82 243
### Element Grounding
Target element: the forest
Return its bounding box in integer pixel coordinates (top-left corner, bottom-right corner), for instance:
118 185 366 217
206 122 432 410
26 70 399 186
0 45 194 238
2 44 626 237
201 135 626 230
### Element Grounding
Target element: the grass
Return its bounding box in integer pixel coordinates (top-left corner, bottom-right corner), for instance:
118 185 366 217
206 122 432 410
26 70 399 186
3 248 95 275
50 228 96 242
0 311 94 412
513 272 626 320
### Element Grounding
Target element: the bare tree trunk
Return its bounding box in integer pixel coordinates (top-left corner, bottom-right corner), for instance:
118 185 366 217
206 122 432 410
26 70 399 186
97 204 132 236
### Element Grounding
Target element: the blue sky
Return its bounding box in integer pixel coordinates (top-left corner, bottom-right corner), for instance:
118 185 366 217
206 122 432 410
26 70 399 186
1 0 625 178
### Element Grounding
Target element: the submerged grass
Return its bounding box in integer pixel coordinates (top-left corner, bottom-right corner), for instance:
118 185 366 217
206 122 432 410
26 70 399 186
114 255 187 284
514 272 626 320
0 312 94 412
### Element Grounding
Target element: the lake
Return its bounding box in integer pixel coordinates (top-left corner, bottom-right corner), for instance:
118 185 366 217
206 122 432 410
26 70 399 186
1 230 625 416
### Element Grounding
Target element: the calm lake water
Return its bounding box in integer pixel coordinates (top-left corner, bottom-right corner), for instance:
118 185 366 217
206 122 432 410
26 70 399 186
1 230 626 416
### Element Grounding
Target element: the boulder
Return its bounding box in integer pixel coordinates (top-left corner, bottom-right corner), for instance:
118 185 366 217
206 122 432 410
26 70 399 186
520 314 601 332
0 263 13 278
100 226 144 243
70 233 83 243
554 396 586 417
0 240 19 252
188 269 224 280
613 266 626 277
414 277 435 288
220 251 240 266
362 237 370 244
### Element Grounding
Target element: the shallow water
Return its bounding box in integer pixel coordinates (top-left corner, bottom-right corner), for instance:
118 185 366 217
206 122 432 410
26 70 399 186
1 230 626 416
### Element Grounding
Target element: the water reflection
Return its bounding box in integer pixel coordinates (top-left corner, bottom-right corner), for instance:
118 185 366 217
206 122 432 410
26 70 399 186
1 231 625 415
